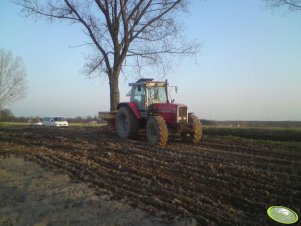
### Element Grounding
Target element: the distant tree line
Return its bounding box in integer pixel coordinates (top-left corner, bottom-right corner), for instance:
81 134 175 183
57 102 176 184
201 120 301 128
0 109 33 122
0 109 105 123
66 116 105 124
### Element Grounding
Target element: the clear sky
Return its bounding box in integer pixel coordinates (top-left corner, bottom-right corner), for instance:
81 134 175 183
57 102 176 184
1 0 301 120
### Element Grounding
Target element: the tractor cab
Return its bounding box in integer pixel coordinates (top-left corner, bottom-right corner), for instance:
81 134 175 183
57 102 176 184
127 78 169 117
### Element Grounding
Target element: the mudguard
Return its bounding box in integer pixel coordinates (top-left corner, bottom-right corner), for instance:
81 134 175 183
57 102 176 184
117 102 141 120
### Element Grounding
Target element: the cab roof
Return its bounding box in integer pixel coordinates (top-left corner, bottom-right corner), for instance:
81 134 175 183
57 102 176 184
129 78 167 87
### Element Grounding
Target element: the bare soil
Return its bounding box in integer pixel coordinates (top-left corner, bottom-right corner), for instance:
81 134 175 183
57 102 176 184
0 126 300 226
0 156 192 226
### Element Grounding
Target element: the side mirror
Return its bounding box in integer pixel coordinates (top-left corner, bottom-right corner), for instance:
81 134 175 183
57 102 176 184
175 86 178 93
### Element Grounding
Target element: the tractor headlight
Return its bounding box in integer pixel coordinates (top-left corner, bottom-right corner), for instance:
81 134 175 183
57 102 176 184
178 116 187 121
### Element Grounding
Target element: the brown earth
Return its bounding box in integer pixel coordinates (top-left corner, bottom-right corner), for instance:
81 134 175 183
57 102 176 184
0 155 184 226
0 126 300 226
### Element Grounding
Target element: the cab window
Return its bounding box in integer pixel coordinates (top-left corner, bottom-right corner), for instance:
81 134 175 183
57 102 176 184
148 87 167 104
130 86 146 110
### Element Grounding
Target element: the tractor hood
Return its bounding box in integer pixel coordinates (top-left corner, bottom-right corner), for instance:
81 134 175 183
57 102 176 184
149 103 188 124
150 103 186 113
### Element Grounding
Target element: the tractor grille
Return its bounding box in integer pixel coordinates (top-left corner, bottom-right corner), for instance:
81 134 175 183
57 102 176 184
178 106 188 123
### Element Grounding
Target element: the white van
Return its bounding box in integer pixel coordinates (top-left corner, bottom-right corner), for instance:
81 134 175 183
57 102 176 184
42 117 69 127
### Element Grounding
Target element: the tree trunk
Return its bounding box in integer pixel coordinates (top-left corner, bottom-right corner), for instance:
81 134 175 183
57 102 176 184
109 70 120 111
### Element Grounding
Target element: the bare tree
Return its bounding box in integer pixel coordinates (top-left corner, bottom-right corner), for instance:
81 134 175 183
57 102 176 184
265 0 301 11
16 0 199 111
0 49 27 110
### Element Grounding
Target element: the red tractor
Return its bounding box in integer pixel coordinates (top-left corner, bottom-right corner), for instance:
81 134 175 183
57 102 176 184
110 78 202 147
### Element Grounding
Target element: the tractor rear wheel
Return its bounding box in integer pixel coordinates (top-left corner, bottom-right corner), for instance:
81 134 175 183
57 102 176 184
116 106 139 139
146 116 168 147
183 114 202 144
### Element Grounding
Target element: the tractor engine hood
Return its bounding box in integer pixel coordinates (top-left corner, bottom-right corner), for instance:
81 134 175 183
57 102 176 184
149 103 188 124
149 103 185 112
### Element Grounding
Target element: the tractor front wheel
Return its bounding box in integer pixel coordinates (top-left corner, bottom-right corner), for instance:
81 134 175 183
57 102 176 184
182 114 202 144
146 116 168 147
116 106 139 139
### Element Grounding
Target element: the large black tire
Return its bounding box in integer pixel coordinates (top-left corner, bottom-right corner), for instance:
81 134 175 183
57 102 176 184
115 106 139 139
183 114 202 144
146 116 168 147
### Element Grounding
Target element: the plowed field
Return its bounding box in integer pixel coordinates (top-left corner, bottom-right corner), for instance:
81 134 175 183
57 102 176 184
1 126 300 226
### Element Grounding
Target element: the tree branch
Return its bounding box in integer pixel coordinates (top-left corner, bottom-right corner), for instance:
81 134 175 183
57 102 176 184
63 0 112 75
